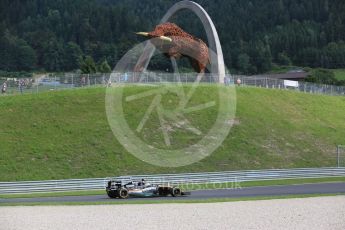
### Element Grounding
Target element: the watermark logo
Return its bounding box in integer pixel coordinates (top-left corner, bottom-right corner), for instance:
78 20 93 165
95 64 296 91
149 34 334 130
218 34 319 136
105 38 236 167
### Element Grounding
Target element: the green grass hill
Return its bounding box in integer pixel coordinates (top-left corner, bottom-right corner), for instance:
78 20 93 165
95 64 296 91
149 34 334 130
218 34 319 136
0 85 344 181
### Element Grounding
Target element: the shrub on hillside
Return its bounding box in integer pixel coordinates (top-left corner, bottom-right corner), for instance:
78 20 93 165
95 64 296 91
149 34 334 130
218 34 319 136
305 69 338 85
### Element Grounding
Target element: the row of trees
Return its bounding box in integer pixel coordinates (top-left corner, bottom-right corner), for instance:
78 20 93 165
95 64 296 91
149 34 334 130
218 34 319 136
0 0 345 74
305 68 345 86
80 56 111 74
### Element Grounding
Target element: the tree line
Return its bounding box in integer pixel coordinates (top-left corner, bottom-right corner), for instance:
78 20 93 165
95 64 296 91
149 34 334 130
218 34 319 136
0 0 344 75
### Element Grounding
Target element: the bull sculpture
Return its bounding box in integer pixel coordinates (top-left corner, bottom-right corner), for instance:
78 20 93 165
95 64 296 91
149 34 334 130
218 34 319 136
136 22 209 73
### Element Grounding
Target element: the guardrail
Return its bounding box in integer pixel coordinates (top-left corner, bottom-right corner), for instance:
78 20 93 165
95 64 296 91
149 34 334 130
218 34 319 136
0 167 344 194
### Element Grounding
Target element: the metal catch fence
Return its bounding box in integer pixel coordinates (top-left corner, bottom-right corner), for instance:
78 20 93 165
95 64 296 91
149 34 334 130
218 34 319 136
0 167 344 194
1 73 345 96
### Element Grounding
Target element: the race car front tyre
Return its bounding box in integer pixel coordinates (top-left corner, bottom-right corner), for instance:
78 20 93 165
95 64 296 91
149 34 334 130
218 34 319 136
171 187 181 197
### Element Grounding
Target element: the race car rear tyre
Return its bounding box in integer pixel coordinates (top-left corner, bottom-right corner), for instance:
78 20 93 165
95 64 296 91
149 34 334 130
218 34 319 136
118 188 129 199
171 187 181 197
107 190 118 199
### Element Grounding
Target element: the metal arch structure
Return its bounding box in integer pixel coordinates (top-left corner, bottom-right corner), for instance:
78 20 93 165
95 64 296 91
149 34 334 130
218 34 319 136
135 0 225 83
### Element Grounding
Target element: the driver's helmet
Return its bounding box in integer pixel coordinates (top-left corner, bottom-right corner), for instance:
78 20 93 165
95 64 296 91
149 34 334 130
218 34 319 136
137 179 145 187
142 179 151 187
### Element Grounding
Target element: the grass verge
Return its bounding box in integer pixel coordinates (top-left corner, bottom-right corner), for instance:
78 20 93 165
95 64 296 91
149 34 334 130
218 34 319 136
1 86 345 181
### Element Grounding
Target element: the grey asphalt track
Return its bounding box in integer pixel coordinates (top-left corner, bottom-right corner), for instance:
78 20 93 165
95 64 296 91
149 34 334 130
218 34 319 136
1 182 344 204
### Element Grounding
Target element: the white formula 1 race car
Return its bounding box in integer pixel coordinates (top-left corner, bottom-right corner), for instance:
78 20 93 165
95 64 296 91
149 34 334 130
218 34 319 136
106 178 190 199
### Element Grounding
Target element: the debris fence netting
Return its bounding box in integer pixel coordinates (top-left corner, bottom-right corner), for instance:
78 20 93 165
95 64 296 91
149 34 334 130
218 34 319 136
1 73 344 96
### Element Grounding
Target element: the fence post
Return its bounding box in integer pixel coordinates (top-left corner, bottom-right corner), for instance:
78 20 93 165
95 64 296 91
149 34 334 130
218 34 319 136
266 77 268 88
